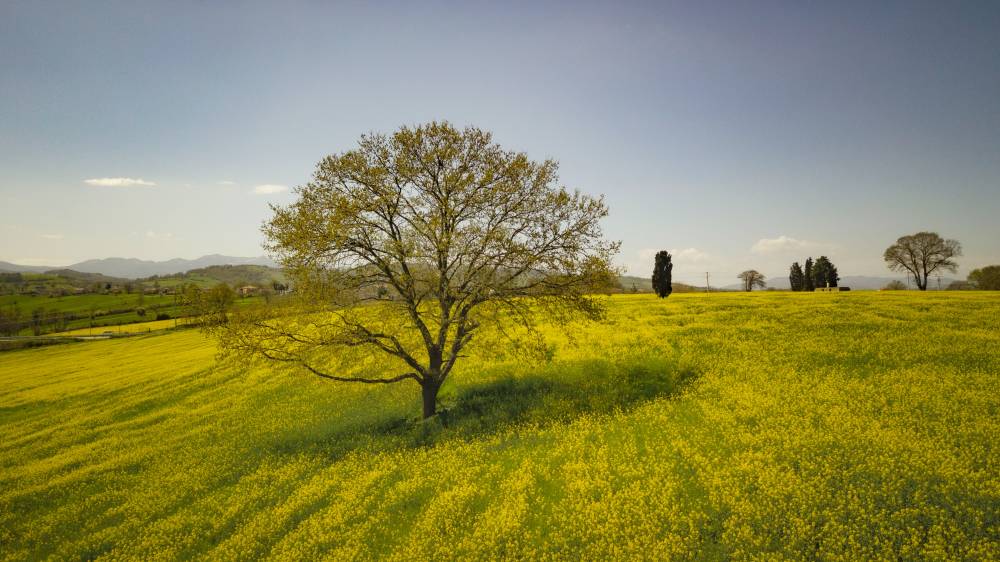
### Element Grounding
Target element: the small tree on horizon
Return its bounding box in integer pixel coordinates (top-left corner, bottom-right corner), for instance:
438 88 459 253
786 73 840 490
968 265 1000 290
883 232 961 291
804 257 815 291
738 270 766 292
882 280 907 291
652 251 673 298
789 262 805 291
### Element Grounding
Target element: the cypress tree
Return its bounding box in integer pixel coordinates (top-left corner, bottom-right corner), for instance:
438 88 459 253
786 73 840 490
789 262 804 291
652 251 673 298
804 257 814 291
828 263 840 287
813 256 839 289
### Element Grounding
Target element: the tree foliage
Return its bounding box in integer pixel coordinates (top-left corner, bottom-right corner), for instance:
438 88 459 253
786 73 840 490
968 265 1000 290
181 282 236 324
209 122 618 418
811 256 839 289
651 251 673 298
882 280 907 291
804 257 814 292
883 232 961 291
789 262 805 292
738 270 766 292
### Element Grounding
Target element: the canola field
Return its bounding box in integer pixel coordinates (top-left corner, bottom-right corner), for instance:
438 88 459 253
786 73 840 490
1 292 998 560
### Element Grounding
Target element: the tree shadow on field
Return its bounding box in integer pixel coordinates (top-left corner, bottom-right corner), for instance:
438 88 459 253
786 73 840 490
370 355 702 447
262 356 701 463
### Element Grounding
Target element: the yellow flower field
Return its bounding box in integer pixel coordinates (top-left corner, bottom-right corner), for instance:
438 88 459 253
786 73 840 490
55 318 187 337
1 292 997 560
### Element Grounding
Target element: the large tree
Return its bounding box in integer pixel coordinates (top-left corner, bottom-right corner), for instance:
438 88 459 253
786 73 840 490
883 232 961 291
811 256 839 289
789 262 805 292
651 251 673 298
738 270 766 292
968 265 1000 290
210 122 618 418
804 257 815 291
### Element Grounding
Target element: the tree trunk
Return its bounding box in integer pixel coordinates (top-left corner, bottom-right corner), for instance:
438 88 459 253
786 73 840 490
421 381 439 419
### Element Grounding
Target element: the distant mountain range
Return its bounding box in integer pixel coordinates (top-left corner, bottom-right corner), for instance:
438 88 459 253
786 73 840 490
0 255 278 279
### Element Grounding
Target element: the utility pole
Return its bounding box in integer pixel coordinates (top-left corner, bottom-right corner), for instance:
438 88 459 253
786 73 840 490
705 272 711 293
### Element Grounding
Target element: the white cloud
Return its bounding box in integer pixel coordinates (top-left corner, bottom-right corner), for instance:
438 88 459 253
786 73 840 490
145 230 174 241
40 233 63 240
84 177 156 187
669 247 711 262
218 180 236 186
751 235 833 255
254 184 289 194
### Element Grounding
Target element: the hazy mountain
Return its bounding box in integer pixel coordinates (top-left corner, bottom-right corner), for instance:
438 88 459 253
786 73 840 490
617 275 702 293
0 255 279 278
0 261 52 273
63 254 279 278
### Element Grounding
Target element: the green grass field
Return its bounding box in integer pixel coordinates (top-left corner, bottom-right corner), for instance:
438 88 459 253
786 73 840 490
1 292 997 560
0 293 182 334
0 293 266 335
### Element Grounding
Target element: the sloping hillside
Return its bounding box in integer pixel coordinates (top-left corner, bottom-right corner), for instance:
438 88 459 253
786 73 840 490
2 292 997 559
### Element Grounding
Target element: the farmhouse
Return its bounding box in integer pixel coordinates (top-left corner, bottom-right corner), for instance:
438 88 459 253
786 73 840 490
239 286 259 297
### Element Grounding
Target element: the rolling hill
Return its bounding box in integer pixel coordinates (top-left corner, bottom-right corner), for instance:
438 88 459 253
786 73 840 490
2 292 997 559
66 254 279 278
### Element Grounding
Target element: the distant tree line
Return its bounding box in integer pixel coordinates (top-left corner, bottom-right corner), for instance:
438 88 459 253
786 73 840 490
788 256 839 291
968 266 1000 290
0 306 70 336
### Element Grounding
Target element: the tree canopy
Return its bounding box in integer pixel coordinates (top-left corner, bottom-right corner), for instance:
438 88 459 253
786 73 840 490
738 270 766 292
651 251 673 298
883 232 961 291
209 122 618 418
968 265 1000 290
789 262 805 292
811 256 839 289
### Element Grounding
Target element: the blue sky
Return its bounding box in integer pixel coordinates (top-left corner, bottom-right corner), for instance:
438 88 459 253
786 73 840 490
1 1 998 283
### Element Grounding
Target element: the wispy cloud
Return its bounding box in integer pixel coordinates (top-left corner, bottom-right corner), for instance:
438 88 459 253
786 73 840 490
84 177 155 187
218 180 237 186
254 184 288 194
637 247 711 264
751 235 833 255
145 230 174 241
630 247 715 279
40 233 64 240
670 247 711 262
